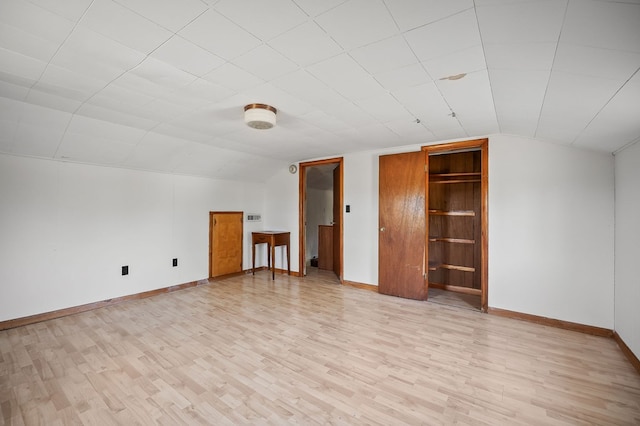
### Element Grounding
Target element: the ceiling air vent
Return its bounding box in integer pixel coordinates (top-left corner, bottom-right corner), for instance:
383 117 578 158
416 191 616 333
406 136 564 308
247 214 262 222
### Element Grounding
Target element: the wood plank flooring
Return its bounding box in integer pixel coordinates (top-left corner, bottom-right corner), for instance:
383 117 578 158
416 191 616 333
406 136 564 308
1 270 639 425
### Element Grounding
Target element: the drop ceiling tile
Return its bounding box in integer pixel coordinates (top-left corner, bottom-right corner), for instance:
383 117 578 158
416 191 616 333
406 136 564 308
537 71 624 143
422 45 486 80
490 68 550 136
355 92 413 123
181 79 237 103
121 132 190 171
553 43 640 82
0 47 47 81
51 26 146 81
111 72 171 99
30 80 93 103
315 0 399 50
573 73 640 152
272 70 346 111
203 63 265 91
87 84 155 110
308 54 387 101
0 0 75 45
0 22 60 62
57 131 135 164
232 45 298 81
142 99 193 122
67 115 147 143
150 36 225 77
484 42 556 71
0 79 29 101
562 0 640 53
476 0 566 44
11 123 64 158
436 70 497 135
152 122 214 143
178 9 261 60
385 0 474 32
392 82 452 122
375 63 432 91
25 90 83 113
75 103 158 130
383 118 436 141
350 36 417 75
130 57 199 90
404 9 481 62
269 21 343 66
24 0 92 22
329 102 377 127
39 65 107 99
214 0 308 40
114 0 208 32
14 100 73 128
300 110 350 133
291 0 346 18
80 0 172 54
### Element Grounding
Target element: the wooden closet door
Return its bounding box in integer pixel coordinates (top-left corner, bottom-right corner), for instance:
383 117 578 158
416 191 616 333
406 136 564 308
378 151 427 300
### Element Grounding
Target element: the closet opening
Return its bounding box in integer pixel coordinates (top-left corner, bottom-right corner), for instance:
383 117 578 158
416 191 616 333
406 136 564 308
423 139 488 312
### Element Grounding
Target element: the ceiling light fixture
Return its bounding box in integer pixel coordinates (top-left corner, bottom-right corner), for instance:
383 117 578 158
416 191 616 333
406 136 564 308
244 104 277 129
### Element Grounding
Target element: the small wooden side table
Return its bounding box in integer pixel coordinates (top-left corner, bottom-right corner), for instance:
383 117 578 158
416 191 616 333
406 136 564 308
252 231 290 280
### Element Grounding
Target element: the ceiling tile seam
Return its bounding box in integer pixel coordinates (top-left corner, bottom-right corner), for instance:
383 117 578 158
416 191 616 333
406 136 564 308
474 2 500 135
394 4 476 33
24 0 96 99
571 66 640 148
533 0 570 141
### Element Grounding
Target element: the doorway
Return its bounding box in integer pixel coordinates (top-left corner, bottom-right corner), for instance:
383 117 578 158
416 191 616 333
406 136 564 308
298 158 343 280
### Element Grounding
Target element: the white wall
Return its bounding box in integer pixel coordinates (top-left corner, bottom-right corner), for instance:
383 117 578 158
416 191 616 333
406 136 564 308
263 167 299 272
614 141 640 358
489 135 615 328
0 154 265 322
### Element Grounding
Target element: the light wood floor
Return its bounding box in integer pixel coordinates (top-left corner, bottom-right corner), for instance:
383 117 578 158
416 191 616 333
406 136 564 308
2 270 639 425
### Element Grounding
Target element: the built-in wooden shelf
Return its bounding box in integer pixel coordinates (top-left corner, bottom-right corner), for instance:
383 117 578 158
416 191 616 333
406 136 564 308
429 210 475 217
440 264 475 273
427 262 475 273
430 172 481 185
429 237 475 244
430 172 480 178
430 179 481 184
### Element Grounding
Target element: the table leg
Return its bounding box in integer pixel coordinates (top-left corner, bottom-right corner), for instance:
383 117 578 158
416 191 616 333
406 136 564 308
271 243 276 280
286 242 290 276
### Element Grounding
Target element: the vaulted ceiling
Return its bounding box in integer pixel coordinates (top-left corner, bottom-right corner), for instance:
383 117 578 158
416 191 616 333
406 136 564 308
1 0 639 181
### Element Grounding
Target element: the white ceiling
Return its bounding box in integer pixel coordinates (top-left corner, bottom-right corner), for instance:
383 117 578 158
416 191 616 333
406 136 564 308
1 0 639 181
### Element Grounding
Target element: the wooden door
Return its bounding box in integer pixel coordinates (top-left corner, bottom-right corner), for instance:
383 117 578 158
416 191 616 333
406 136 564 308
210 212 243 278
332 164 341 279
378 151 428 300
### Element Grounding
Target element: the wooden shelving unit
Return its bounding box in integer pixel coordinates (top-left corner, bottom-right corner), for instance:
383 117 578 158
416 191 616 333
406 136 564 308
428 151 481 294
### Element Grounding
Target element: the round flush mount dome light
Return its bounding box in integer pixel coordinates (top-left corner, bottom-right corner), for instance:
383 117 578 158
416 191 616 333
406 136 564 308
244 103 277 129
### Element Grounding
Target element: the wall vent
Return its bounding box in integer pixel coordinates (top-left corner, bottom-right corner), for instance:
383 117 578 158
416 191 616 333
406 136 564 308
247 214 262 222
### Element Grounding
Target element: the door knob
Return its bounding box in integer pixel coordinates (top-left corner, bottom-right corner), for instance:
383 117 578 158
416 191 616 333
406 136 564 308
380 227 385 232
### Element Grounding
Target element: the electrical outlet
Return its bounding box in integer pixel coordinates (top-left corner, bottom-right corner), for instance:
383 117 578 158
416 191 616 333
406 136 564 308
172 258 178 267
122 265 129 276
